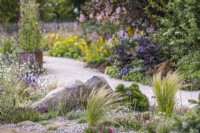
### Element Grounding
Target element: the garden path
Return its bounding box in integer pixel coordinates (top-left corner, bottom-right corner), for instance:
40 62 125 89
44 56 200 108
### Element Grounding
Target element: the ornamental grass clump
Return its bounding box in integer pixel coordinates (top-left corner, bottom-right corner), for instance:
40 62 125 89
152 71 186 117
85 86 122 127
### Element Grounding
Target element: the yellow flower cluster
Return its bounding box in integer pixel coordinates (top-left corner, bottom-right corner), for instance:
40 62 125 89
79 37 111 62
48 35 87 58
126 26 134 37
48 34 112 62
44 33 62 49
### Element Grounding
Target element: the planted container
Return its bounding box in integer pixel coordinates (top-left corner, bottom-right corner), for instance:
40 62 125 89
18 0 44 68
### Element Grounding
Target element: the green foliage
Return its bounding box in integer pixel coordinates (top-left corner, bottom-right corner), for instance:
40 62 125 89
115 83 149 111
151 0 200 87
0 0 19 23
172 94 200 133
39 111 58 121
39 0 85 22
66 111 84 120
9 108 40 123
0 0 85 23
177 51 200 90
81 19 120 38
122 67 151 84
0 36 16 54
154 0 200 58
105 61 151 84
18 0 43 51
105 66 120 78
85 86 122 127
152 72 185 117
77 117 87 124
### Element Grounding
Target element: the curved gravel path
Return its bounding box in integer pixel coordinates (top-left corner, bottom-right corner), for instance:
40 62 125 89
44 56 200 108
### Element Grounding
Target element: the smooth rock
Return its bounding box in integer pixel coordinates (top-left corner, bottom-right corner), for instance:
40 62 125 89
31 80 86 113
85 76 112 91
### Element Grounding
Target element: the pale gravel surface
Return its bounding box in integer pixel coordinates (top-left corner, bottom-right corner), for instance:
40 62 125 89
0 117 87 133
43 56 200 108
0 117 135 133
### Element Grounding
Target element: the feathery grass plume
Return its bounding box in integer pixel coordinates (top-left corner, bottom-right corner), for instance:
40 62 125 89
152 71 186 117
85 86 123 127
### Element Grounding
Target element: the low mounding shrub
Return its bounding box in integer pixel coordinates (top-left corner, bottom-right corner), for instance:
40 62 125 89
172 94 200 133
152 72 186 117
85 86 122 127
9 108 40 123
115 83 149 111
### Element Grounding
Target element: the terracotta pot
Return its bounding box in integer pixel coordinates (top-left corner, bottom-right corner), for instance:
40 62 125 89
19 51 43 68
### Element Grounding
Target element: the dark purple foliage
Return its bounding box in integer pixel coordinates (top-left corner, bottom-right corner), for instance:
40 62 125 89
134 37 163 71
112 44 132 65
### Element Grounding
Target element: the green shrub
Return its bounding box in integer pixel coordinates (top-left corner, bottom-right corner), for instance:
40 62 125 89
9 108 40 123
66 111 84 120
152 0 200 89
39 111 58 121
172 94 200 133
85 86 122 127
154 0 200 59
152 72 186 117
177 51 200 90
115 83 149 111
122 67 151 84
105 66 120 78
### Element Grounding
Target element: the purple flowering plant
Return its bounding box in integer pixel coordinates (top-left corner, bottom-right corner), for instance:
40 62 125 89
111 29 137 67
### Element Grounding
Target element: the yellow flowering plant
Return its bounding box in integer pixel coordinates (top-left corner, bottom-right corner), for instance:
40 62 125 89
48 36 87 59
43 33 62 50
79 37 111 62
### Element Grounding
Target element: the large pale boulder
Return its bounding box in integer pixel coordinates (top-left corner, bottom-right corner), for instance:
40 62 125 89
85 76 112 91
31 77 112 113
31 80 87 113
